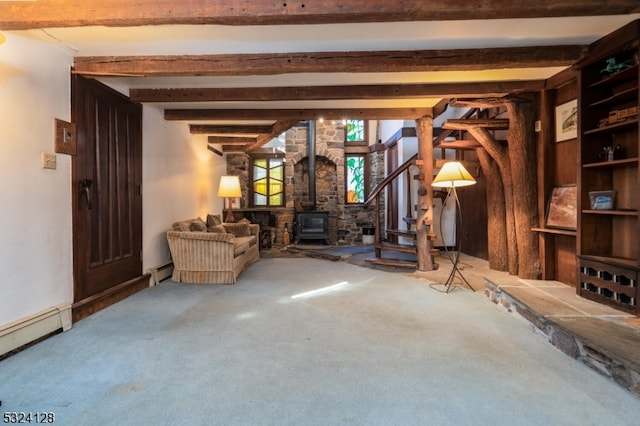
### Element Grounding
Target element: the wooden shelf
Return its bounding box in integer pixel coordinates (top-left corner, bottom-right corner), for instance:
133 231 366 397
589 86 638 107
531 227 576 236
589 64 638 88
582 209 638 216
578 254 638 269
583 157 639 168
583 118 638 135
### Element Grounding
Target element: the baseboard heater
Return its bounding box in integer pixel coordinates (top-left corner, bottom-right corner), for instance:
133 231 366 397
0 304 72 357
148 261 174 286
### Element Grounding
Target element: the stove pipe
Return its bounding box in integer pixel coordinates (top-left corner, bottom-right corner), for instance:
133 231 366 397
307 120 316 210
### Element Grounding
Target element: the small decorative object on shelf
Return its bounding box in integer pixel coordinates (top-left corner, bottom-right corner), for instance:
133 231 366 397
588 190 616 210
600 57 632 75
599 145 621 161
598 106 638 128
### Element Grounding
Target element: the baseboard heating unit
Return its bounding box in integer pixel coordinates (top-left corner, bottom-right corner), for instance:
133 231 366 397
0 304 72 357
148 261 174 286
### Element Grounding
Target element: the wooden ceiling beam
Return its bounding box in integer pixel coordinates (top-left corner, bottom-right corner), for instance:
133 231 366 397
443 118 510 130
2 1 638 29
166 108 433 121
74 45 586 77
189 124 273 134
131 80 545 103
245 120 300 152
208 136 257 144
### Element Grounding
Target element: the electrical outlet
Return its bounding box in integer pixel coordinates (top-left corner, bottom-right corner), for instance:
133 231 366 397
42 152 57 170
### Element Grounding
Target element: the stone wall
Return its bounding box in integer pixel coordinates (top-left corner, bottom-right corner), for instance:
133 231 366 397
226 121 381 245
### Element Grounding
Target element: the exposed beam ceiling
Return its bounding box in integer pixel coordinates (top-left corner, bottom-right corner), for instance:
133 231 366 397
2 2 639 152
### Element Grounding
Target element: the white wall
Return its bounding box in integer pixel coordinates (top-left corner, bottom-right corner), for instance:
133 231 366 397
141 105 226 272
0 33 227 329
0 33 74 325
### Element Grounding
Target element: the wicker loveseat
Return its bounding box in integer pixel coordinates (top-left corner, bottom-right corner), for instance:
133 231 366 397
167 215 260 284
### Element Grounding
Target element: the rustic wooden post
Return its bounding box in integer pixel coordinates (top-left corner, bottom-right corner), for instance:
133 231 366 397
476 148 508 271
415 115 435 271
504 97 540 279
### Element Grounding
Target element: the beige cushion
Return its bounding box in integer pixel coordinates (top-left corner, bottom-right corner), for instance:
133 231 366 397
172 220 192 231
189 217 207 232
223 223 251 237
207 214 223 227
207 224 227 233
233 237 252 256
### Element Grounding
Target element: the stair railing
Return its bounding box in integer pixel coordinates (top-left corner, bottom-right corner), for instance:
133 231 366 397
364 153 418 257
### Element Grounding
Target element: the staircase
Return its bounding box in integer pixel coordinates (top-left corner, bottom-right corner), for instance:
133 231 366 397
364 107 493 269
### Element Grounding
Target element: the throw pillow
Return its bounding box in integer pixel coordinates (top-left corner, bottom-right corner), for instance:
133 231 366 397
238 217 251 225
223 223 251 237
207 214 223 227
172 220 191 232
207 224 227 233
189 217 207 232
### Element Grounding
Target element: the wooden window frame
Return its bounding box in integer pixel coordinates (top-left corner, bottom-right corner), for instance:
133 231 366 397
249 154 286 208
345 119 368 146
344 152 369 205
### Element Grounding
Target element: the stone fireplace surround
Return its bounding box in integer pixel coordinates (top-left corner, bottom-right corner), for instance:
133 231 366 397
226 121 385 245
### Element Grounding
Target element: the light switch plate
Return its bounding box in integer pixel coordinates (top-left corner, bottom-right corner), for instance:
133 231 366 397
42 152 57 169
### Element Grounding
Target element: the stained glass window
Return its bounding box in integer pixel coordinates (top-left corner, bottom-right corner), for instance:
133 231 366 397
346 119 366 143
346 154 365 204
252 157 284 207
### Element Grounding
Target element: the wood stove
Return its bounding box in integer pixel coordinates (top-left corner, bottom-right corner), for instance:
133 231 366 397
295 211 329 244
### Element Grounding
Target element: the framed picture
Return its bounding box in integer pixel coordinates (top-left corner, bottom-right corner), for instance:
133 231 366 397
545 185 577 230
231 197 240 209
555 99 578 142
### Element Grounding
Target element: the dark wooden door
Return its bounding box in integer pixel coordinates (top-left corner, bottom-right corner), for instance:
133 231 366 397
72 75 143 304
386 143 399 243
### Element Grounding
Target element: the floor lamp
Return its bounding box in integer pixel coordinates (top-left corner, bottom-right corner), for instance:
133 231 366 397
432 161 477 293
218 175 242 223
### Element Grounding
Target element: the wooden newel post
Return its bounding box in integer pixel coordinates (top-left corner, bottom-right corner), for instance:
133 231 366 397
416 115 435 271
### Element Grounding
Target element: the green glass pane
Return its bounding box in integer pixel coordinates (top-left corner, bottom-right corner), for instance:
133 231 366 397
254 178 267 195
346 119 364 142
254 158 267 168
270 194 282 205
346 155 365 203
254 194 267 205
270 165 283 180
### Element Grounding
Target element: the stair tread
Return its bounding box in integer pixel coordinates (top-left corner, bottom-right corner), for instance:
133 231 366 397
374 242 417 254
365 257 417 269
386 228 417 237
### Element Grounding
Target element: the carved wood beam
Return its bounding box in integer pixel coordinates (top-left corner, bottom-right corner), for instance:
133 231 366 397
245 120 300 152
450 95 535 108
190 124 273 134
131 81 545 103
2 1 638 29
165 108 433 121
207 136 257 144
442 119 510 130
75 46 585 77
438 139 508 150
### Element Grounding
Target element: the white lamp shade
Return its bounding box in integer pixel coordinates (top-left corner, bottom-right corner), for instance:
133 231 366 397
217 175 242 197
432 161 476 188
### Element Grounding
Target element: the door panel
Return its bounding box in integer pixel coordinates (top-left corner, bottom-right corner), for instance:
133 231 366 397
72 75 143 302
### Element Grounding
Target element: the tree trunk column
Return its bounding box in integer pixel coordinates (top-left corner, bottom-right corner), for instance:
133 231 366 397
416 115 435 271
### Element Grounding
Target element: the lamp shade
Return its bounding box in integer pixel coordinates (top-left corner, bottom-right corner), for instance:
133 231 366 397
432 161 476 188
217 175 242 197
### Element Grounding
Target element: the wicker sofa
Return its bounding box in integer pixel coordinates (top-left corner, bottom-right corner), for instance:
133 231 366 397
167 215 260 284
